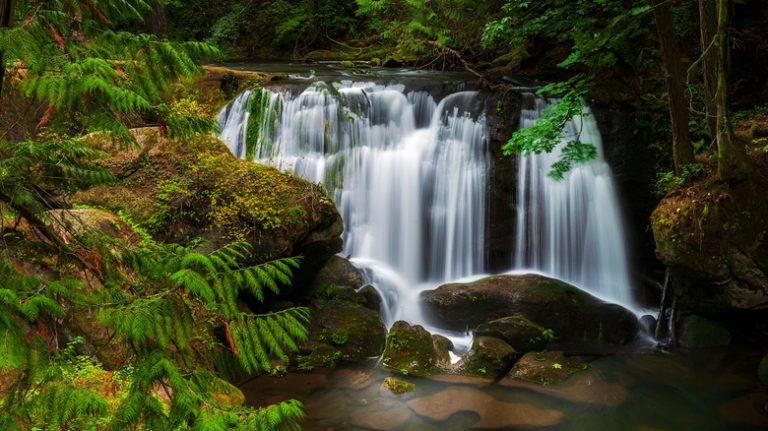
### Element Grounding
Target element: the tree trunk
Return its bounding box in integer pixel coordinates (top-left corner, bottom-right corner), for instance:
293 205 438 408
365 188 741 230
699 0 718 142
715 0 748 181
652 0 694 174
147 1 167 37
0 0 15 101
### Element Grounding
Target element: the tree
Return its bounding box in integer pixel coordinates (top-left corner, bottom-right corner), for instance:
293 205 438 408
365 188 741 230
712 0 748 181
652 0 694 174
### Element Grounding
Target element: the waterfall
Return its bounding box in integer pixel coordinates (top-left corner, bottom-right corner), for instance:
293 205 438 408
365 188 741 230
514 95 634 309
217 81 489 329
217 79 636 335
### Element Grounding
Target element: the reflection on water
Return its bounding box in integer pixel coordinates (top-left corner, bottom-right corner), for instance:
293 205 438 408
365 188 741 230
240 345 768 431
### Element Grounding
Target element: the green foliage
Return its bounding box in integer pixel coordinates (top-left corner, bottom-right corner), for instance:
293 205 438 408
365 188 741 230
330 328 350 346
355 0 489 58
161 97 219 139
482 0 651 70
504 90 597 180
655 163 705 195
0 237 308 430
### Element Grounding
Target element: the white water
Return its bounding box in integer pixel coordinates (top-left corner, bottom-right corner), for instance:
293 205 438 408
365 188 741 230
514 95 635 310
217 81 636 345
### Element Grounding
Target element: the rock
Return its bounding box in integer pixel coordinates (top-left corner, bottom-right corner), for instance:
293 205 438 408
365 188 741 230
308 255 366 300
301 300 386 365
718 392 768 428
75 127 343 287
651 174 768 314
473 315 549 352
422 274 639 346
759 353 768 385
381 377 415 395
639 314 657 335
210 377 246 407
406 386 563 429
432 334 453 368
329 369 373 390
678 315 731 348
458 336 517 377
358 284 383 312
240 372 328 407
382 321 440 376
499 370 628 407
46 208 141 245
349 399 411 430
63 306 134 370
509 351 587 386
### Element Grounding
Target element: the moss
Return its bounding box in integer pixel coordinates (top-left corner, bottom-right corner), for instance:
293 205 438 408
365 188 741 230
383 377 415 394
382 321 437 376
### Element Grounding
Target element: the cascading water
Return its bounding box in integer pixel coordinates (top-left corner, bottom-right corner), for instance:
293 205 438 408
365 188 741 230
217 80 489 335
217 76 637 344
514 95 635 309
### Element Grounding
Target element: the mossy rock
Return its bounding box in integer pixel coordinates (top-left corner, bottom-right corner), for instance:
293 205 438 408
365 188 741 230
678 315 731 348
382 377 415 395
650 171 768 314
458 336 518 377
509 351 587 386
474 315 549 352
759 353 768 385
432 334 453 369
301 299 386 365
383 321 439 376
210 377 246 407
75 127 343 286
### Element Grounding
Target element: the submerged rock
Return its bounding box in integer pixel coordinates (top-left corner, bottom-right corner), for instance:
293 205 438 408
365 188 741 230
421 274 638 346
382 321 441 376
678 315 731 348
406 386 563 429
458 336 517 377
509 351 587 386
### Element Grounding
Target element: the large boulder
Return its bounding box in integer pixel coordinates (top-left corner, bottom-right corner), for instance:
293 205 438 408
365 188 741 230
421 274 638 345
651 174 768 314
75 128 343 286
